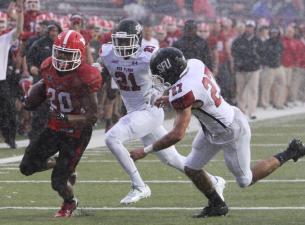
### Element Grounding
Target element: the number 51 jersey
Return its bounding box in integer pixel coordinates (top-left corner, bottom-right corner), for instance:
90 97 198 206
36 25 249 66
99 43 158 113
169 59 237 144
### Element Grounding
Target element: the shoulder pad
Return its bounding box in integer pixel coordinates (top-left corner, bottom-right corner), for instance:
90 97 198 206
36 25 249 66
140 45 158 62
40 57 52 71
100 43 113 57
77 64 103 93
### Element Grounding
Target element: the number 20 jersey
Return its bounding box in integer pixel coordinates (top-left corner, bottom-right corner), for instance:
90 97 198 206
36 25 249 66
169 59 236 144
99 43 158 113
40 57 102 131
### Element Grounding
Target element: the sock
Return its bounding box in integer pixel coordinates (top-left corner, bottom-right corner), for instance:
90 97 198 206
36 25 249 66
130 170 145 188
205 190 225 207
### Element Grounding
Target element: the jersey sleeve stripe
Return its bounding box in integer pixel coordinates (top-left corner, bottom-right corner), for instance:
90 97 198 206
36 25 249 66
171 91 195 110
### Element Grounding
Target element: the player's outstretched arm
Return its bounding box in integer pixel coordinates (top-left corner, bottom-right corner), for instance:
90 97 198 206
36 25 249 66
130 106 192 161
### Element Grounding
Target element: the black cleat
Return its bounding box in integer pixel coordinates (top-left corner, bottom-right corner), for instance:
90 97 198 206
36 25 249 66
193 202 229 218
286 139 305 162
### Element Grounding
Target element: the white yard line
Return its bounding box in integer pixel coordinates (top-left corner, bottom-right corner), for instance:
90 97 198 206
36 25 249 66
0 179 305 184
0 206 305 211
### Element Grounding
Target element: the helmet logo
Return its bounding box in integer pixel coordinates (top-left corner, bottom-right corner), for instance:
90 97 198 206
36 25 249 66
135 24 142 34
157 58 172 73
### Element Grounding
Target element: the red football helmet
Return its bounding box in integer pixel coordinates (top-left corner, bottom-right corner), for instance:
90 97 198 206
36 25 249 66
0 11 7 31
25 0 40 11
52 30 86 72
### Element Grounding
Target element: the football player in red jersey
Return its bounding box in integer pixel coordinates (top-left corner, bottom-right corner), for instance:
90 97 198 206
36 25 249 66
19 30 102 217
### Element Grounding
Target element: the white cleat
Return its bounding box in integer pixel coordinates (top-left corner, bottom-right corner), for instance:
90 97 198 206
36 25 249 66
214 176 226 201
120 184 151 205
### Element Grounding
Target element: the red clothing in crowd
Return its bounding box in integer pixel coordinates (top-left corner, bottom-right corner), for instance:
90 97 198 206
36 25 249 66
24 11 40 32
165 29 181 46
296 39 305 68
99 32 111 45
193 0 215 18
80 29 92 44
215 31 231 64
281 36 298 67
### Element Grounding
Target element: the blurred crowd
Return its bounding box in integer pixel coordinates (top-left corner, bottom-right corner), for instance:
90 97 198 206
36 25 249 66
1 0 305 148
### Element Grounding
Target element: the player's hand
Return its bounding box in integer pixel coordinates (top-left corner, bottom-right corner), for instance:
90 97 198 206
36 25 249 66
30 66 40 76
154 96 169 108
56 112 68 122
130 148 147 161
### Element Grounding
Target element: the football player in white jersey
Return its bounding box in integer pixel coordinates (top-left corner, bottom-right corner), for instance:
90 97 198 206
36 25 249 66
98 19 225 205
130 47 305 217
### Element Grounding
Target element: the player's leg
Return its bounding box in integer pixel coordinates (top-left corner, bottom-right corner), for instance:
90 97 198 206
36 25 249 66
184 129 228 218
52 126 92 217
105 109 163 204
19 128 60 176
141 125 186 172
224 109 305 187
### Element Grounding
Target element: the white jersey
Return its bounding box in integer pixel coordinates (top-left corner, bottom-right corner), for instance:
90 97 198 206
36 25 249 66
169 59 236 144
99 43 158 113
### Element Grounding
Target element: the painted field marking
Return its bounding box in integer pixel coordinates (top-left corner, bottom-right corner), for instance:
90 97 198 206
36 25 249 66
1 206 305 211
0 179 305 184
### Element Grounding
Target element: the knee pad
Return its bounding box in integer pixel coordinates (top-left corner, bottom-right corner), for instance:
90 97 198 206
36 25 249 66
19 162 35 176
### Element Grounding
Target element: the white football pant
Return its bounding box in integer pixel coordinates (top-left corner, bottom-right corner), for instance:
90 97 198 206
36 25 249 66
105 106 186 187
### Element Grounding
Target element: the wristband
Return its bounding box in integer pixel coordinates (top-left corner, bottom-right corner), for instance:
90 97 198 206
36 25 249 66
143 144 153 154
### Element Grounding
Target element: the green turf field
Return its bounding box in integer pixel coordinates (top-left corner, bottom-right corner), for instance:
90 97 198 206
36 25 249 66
0 114 305 225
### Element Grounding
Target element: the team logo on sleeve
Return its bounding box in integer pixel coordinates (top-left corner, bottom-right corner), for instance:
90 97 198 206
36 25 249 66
157 58 171 73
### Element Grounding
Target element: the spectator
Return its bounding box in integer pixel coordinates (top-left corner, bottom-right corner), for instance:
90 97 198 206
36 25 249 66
260 26 286 109
70 14 94 64
298 25 305 101
173 19 213 71
154 25 168 48
162 16 181 46
258 25 269 42
142 23 159 47
281 24 298 105
197 22 218 73
231 20 263 119
26 22 60 141
0 0 23 148
214 18 235 104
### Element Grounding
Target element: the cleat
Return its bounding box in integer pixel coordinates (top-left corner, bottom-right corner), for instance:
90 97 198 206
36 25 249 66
193 201 229 218
68 172 77 186
214 176 226 201
54 198 78 218
120 184 151 205
287 139 305 162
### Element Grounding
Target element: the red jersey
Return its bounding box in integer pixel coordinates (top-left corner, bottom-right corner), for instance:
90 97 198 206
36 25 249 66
40 57 102 134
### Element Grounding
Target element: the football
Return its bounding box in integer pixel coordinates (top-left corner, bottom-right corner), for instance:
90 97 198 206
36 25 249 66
24 79 47 110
